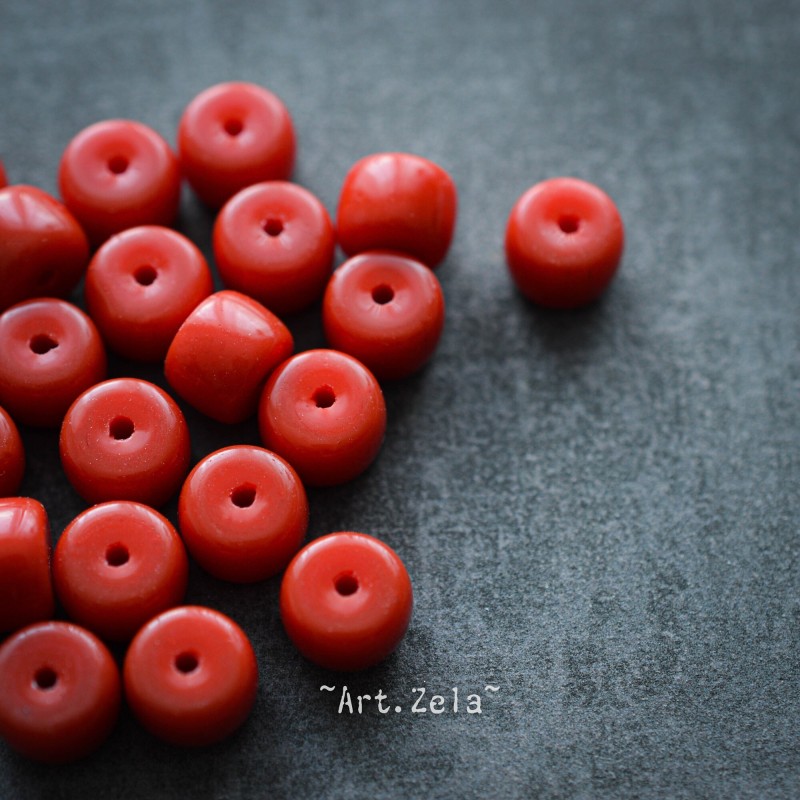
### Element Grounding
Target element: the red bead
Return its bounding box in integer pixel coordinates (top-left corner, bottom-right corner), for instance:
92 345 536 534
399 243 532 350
53 501 188 641
85 225 213 362
58 119 181 247
178 81 296 209
280 532 413 671
179 445 307 583
0 621 120 762
165 290 294 424
0 185 90 312
322 251 446 380
0 498 54 633
213 181 335 315
505 177 624 309
337 152 458 268
258 349 386 486
0 298 107 428
0 160 7 189
60 378 191 507
123 605 258 746
0 407 25 497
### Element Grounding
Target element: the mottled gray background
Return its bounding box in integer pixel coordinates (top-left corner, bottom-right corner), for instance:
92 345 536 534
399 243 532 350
1 0 798 798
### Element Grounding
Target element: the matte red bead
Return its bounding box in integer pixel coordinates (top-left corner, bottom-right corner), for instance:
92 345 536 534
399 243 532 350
54 501 189 641
165 290 294 424
0 298 107 428
0 621 120 762
280 531 413 671
0 497 54 633
60 378 191 507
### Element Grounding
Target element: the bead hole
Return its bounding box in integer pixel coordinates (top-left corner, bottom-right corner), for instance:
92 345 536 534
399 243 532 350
558 214 580 234
313 385 336 408
105 542 129 567
371 284 395 305
134 265 157 286
109 416 135 440
224 118 243 136
108 155 129 175
334 572 359 596
34 667 58 690
29 334 58 354
175 652 199 674
262 218 284 237
231 483 257 508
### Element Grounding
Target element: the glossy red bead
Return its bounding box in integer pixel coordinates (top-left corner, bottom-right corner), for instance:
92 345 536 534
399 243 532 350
280 532 413 671
60 378 191 507
178 81 296 209
213 181 335 315
165 290 294 424
0 185 89 313
337 152 457 268
258 349 386 487
322 251 446 380
0 498 54 633
0 298 107 428
0 621 120 762
505 177 625 309
123 606 258 746
58 119 181 247
85 225 213 362
179 445 307 583
0 407 25 497
54 502 189 641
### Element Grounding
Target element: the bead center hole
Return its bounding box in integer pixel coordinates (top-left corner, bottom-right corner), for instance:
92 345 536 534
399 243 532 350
313 385 336 408
371 284 395 304
175 652 199 674
334 572 359 596
29 334 58 354
558 214 580 234
105 542 129 567
134 265 157 285
34 667 58 690
224 118 243 136
231 483 257 508
262 218 283 237
109 416 135 440
108 155 129 175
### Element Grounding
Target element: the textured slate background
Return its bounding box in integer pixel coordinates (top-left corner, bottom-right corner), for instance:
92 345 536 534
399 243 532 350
1 0 799 798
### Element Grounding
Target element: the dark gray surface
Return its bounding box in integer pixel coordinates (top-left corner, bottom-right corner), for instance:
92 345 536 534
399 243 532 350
1 0 799 798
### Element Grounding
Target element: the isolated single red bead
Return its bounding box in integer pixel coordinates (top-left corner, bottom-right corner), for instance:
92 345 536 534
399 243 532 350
58 119 181 246
0 621 120 762
505 177 624 309
178 81 296 209
337 152 457 268
85 225 213 361
280 532 413 671
0 298 107 428
213 181 335 315
60 378 191 507
259 349 386 486
123 605 258 746
54 502 189 641
0 407 25 497
322 251 446 380
0 498 54 633
0 185 90 312
165 290 294 424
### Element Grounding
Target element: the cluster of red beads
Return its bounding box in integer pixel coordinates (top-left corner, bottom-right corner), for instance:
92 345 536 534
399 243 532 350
0 81 625 763
0 81 462 763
